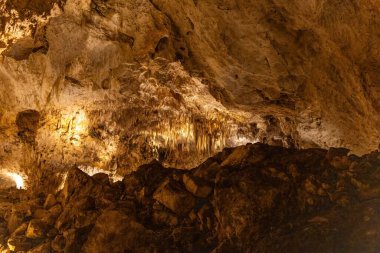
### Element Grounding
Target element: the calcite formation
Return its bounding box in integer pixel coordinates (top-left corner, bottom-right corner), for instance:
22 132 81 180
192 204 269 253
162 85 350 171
0 144 379 252
0 1 379 251
0 0 379 180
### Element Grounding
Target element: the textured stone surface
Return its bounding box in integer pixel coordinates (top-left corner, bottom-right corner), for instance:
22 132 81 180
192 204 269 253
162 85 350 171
0 144 379 252
0 0 379 182
153 178 196 215
0 2 380 250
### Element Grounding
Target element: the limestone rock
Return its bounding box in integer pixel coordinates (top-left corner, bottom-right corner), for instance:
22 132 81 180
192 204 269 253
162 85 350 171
63 226 93 253
183 174 213 198
15 110 41 143
153 179 196 215
92 173 110 185
1 144 380 252
0 218 8 245
27 242 52 253
81 210 155 253
11 222 28 236
25 220 49 239
51 235 65 252
193 161 221 182
42 204 63 226
43 194 57 210
6 210 26 234
152 207 178 227
220 145 252 167
60 168 92 204
0 0 379 182
7 236 37 252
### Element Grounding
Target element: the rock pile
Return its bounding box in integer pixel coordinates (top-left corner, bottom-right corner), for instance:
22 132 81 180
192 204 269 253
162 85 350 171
1 143 380 252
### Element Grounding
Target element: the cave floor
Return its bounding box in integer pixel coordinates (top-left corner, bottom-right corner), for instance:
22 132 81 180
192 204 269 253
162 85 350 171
0 143 380 252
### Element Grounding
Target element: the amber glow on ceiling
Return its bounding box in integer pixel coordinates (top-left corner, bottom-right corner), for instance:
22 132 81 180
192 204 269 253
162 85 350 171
0 2 62 54
57 109 89 146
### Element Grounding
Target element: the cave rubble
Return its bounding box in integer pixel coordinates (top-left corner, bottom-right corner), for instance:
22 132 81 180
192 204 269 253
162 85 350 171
0 0 380 252
0 144 379 252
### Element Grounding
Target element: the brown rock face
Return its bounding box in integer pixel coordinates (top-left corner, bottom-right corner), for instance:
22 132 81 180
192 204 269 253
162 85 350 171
153 178 196 215
25 219 49 239
0 0 379 179
0 144 379 252
151 0 380 151
183 174 212 198
0 1 379 251
16 110 40 143
81 210 155 253
8 0 63 15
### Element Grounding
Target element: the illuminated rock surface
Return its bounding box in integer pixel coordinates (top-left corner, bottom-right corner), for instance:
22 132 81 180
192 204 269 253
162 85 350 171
0 0 379 180
0 144 379 252
0 0 380 252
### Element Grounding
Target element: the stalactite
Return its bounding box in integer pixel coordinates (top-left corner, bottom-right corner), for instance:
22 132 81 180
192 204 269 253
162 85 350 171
140 113 256 164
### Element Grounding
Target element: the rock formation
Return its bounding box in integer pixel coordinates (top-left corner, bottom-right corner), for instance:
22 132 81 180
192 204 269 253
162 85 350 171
0 144 380 252
0 0 380 252
0 0 379 179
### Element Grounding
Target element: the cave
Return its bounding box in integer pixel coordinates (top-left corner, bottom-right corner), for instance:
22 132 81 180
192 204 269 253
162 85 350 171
0 0 379 252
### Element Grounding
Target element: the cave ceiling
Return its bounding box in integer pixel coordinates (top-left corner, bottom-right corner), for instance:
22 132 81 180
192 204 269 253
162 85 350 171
0 0 379 179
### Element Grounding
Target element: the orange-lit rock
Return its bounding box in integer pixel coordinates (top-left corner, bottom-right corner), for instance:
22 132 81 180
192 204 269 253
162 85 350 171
0 144 378 252
0 0 380 252
0 0 378 181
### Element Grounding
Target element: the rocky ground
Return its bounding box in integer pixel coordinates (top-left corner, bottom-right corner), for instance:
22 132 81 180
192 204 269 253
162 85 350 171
0 143 380 253
1 1 379 252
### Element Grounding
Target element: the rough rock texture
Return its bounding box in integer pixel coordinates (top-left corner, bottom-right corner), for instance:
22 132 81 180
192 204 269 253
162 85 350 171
0 0 379 181
0 143 379 252
1 2 380 250
151 0 380 151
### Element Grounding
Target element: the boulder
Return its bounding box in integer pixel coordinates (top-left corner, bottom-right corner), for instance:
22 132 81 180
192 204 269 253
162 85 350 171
33 208 50 219
51 235 65 252
124 161 172 198
27 242 51 253
220 145 251 167
55 207 73 231
60 168 92 204
153 209 178 227
73 196 96 211
153 179 196 215
92 173 110 185
326 147 350 159
193 161 221 182
42 204 63 226
6 213 24 235
63 225 93 253
25 220 49 239
73 211 99 229
11 222 28 236
47 227 58 238
0 219 8 245
197 204 214 231
6 202 34 234
7 235 38 252
44 194 57 210
81 210 155 253
183 174 213 198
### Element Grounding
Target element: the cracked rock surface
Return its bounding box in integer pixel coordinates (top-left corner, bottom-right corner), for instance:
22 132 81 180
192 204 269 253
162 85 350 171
0 0 379 178
0 1 380 251
0 144 380 252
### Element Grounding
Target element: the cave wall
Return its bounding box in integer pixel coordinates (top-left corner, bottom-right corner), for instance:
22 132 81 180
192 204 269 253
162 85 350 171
0 0 379 181
149 0 380 151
